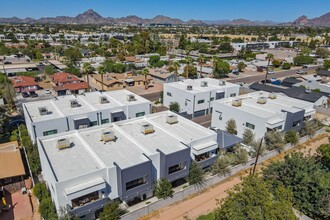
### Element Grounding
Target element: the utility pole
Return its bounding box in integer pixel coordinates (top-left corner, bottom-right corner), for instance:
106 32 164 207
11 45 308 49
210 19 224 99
251 138 263 175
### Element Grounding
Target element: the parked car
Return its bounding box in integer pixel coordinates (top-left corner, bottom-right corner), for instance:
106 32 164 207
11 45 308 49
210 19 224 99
44 89 51 94
29 91 38 98
22 92 30 98
268 70 275 74
231 69 239 75
296 70 307 74
270 78 282 85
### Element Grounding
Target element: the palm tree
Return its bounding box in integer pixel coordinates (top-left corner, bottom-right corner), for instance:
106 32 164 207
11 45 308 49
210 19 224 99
142 68 149 90
82 62 94 92
173 61 180 81
211 56 218 78
264 53 274 84
97 65 106 92
185 56 192 78
197 54 206 79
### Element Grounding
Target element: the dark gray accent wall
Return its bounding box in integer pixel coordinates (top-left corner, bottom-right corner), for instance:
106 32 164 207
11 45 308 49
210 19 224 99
164 148 190 182
74 118 91 129
282 109 305 132
111 111 126 122
216 92 225 100
120 161 152 202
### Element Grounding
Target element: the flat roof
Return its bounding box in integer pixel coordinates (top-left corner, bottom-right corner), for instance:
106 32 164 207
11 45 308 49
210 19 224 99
216 91 315 119
23 90 150 122
79 126 150 169
39 133 105 181
166 78 239 94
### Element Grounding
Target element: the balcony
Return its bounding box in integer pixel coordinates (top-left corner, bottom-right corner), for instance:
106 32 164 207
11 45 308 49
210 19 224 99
68 197 109 217
195 154 217 169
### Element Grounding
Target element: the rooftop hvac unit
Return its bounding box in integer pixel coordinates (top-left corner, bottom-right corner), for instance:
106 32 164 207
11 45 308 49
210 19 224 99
99 96 109 104
57 138 70 150
38 107 48 115
232 99 242 107
101 129 115 142
257 96 267 104
141 123 155 135
166 114 178 125
127 94 136 102
219 81 226 86
70 99 79 108
268 93 277 99
187 85 193 91
305 88 311 94
201 81 208 87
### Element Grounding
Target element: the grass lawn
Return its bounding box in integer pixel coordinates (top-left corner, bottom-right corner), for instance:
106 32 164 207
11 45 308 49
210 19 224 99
196 212 215 220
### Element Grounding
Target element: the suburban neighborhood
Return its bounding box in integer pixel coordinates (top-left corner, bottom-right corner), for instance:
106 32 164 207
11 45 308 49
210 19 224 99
1 2 330 220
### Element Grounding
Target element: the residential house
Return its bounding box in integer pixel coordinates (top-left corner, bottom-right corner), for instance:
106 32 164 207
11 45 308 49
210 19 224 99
11 76 39 93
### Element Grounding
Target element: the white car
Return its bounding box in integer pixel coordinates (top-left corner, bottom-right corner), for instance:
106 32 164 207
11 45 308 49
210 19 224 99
44 89 51 94
268 70 275 74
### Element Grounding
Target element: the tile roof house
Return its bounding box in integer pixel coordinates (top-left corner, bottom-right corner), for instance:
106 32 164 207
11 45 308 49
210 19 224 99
11 76 39 93
51 72 88 95
51 72 81 86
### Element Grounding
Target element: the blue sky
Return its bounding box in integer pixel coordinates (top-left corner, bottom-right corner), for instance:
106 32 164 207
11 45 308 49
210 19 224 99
1 0 330 22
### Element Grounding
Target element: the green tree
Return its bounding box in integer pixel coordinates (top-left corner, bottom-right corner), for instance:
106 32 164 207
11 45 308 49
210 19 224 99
263 152 330 219
97 65 106 92
188 161 205 188
214 176 297 220
264 53 274 84
99 201 122 220
212 155 231 176
237 62 246 72
155 178 174 200
33 182 50 201
272 59 281 68
316 47 330 58
142 68 149 90
35 51 43 60
282 62 292 70
234 146 249 165
197 54 206 79
265 131 285 153
242 129 255 145
225 119 237 135
294 55 313 66
82 62 94 92
214 59 230 79
149 55 161 67
285 130 299 146
64 48 82 64
324 60 330 69
39 197 58 220
317 143 330 169
44 65 56 75
169 102 180 113
302 121 317 138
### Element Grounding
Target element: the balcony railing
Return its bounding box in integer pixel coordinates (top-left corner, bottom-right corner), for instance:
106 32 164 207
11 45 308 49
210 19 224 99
68 197 109 217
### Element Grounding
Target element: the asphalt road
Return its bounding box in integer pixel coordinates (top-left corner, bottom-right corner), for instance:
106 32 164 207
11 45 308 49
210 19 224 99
228 66 320 84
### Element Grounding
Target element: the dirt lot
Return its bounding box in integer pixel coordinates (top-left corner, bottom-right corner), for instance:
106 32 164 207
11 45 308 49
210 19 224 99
0 191 33 220
143 133 329 220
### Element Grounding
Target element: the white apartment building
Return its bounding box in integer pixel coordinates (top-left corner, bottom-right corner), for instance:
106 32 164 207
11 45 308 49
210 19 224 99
23 90 151 143
211 91 316 139
37 111 218 219
163 78 240 118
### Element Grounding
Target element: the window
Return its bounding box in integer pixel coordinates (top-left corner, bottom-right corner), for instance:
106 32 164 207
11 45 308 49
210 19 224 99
195 152 211 162
292 120 301 127
246 122 255 130
210 97 214 101
78 124 88 129
167 92 172 97
197 99 205 104
168 162 186 174
43 129 57 136
125 176 148 191
136 112 145 117
71 191 100 208
101 118 109 124
90 121 97 126
230 93 236 97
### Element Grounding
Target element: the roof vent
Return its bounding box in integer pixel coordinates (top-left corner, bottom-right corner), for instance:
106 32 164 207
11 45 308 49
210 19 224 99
141 123 154 135
127 94 136 102
268 93 277 99
38 107 48 115
70 99 79 108
101 129 115 142
219 81 226 86
57 138 70 150
257 96 267 104
201 81 208 87
99 96 109 104
166 114 178 125
187 85 193 91
232 99 242 107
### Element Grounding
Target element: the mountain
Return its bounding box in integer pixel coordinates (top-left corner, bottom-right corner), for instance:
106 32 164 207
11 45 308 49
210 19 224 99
203 19 278 26
293 12 330 27
0 9 204 25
